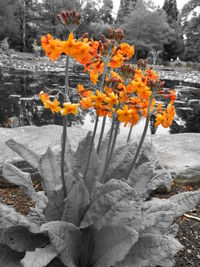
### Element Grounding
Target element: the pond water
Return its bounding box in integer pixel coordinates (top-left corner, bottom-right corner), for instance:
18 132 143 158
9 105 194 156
0 65 200 135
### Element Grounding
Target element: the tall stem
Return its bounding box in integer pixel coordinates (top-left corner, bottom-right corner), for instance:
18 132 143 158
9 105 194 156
96 54 110 154
104 113 115 165
61 56 70 198
126 92 154 178
127 126 133 143
101 120 120 183
97 116 106 154
83 116 99 179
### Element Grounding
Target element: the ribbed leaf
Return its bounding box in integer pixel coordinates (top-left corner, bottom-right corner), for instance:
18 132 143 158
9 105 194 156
90 225 138 267
3 163 37 200
0 203 39 232
169 189 200 217
0 244 24 267
21 245 57 267
45 186 64 221
0 225 49 252
81 179 141 229
127 162 172 198
39 147 62 196
41 221 81 267
6 139 40 169
117 233 183 267
74 132 100 191
62 180 90 226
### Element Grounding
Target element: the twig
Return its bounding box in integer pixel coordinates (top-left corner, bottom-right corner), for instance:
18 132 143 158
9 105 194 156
184 213 200 222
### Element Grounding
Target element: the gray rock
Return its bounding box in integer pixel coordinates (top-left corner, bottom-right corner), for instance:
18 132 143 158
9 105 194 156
0 126 200 184
0 125 88 172
151 133 200 176
174 165 200 184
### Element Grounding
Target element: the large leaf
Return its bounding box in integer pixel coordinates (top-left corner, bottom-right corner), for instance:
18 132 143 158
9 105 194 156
41 221 81 267
62 179 90 226
103 141 160 182
127 162 173 198
117 233 183 267
27 191 48 225
0 225 49 252
0 203 39 232
141 189 200 220
21 245 57 267
3 163 37 200
0 244 24 267
39 147 62 197
80 179 141 229
90 225 138 267
134 210 175 235
169 189 200 217
45 185 65 221
74 131 100 191
6 139 40 169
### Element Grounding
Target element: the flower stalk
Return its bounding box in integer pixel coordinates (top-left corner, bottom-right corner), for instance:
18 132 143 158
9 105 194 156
101 119 120 182
61 55 70 198
126 90 155 178
96 54 111 154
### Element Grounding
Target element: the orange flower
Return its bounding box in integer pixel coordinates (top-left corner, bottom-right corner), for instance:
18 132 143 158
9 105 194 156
110 71 123 83
91 90 106 107
60 102 79 116
73 42 90 63
169 90 176 104
40 91 50 104
118 43 135 59
155 105 175 128
90 71 99 85
105 92 118 108
145 68 159 81
109 53 124 68
126 82 136 94
44 99 61 113
41 34 64 61
130 109 140 127
80 97 94 110
78 84 93 98
116 105 133 126
62 33 79 56
96 105 111 117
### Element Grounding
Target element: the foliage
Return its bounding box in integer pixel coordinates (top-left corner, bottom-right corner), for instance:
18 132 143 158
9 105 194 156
163 0 178 21
180 0 200 62
116 0 138 24
122 0 172 59
1 136 200 267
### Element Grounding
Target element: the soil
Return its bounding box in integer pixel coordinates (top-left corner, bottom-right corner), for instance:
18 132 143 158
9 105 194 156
0 177 199 267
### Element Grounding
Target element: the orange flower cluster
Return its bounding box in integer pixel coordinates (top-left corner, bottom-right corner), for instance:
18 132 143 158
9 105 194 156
39 91 79 116
78 63 176 128
40 12 176 129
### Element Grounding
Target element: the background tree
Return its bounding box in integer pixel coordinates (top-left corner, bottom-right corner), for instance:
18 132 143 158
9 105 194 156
162 0 184 61
116 0 138 24
181 0 200 62
122 0 172 60
99 0 114 24
163 0 178 22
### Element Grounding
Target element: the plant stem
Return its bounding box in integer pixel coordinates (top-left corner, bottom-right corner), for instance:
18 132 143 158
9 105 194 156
83 115 99 179
97 116 106 154
101 120 120 183
126 92 154 178
127 126 133 143
104 113 115 166
61 56 70 198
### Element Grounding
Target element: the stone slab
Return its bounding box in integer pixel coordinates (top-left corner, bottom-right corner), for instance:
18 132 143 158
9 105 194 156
0 126 200 181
